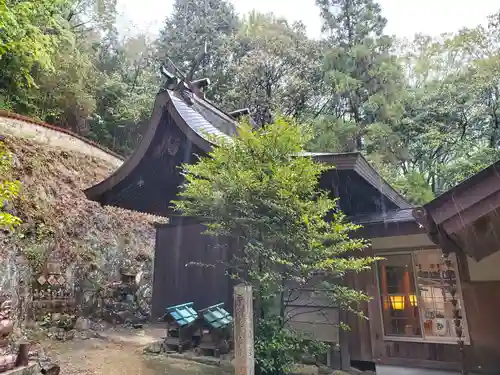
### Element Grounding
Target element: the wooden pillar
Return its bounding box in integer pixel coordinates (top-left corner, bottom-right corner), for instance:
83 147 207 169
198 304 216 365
339 309 351 370
233 284 254 375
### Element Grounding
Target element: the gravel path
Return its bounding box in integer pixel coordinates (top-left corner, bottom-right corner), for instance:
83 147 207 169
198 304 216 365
43 339 227 375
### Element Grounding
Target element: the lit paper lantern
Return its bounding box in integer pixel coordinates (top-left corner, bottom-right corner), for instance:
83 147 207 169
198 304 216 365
390 295 405 310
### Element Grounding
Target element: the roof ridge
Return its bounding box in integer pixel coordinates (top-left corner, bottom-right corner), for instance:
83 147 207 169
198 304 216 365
196 96 237 124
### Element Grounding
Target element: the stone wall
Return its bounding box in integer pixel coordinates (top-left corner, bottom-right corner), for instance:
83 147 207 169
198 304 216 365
0 233 154 329
0 117 161 327
0 245 31 327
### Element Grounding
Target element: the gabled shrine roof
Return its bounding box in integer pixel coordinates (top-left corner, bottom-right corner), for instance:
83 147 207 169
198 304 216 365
414 158 500 261
84 88 236 204
165 302 198 327
350 208 416 225
84 86 411 216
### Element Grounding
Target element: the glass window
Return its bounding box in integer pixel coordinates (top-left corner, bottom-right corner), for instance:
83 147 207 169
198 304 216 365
414 249 464 340
377 249 468 343
377 254 421 337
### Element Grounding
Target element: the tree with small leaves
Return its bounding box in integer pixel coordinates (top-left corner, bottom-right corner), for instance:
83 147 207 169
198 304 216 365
0 0 72 90
225 12 324 125
156 0 240 103
173 118 376 375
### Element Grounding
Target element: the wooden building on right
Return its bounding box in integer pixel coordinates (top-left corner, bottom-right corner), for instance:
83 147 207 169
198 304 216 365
351 161 500 375
81 65 500 374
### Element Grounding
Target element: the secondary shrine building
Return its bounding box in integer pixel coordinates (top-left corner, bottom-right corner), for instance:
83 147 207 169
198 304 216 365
85 78 500 375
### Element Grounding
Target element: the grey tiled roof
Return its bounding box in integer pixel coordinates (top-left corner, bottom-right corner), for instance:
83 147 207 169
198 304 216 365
193 98 238 136
350 208 417 225
170 91 233 145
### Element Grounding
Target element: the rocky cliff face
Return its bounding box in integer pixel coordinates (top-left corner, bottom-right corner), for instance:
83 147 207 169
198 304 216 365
0 118 166 324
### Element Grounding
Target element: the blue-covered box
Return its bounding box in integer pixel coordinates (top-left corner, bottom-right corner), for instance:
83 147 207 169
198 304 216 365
197 302 233 357
162 302 200 352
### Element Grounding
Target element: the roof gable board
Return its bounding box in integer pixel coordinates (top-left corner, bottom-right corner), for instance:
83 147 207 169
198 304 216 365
85 89 411 214
423 160 500 226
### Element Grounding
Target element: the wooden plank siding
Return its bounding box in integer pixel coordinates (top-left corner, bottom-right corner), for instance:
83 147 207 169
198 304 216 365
151 223 233 320
153 222 343 346
151 222 500 371
285 286 340 344
345 271 373 362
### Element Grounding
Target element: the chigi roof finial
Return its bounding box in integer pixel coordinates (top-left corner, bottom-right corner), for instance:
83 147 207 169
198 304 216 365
159 40 209 106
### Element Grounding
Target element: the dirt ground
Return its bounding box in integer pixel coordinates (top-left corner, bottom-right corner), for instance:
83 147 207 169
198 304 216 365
43 338 228 375
39 326 348 375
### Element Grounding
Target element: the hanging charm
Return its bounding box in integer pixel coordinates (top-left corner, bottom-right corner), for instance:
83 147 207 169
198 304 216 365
442 252 467 375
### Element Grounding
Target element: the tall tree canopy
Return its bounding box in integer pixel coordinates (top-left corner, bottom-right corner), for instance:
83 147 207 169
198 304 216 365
156 0 240 102
2 0 500 203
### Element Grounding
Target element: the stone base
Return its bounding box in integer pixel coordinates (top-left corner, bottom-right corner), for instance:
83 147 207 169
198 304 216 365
164 352 234 372
1 362 38 375
143 340 234 371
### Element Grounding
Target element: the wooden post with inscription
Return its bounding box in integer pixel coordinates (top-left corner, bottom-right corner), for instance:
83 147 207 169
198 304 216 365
233 284 254 375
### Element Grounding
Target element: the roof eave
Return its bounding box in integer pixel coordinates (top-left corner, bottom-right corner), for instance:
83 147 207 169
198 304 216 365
165 99 214 153
309 152 411 209
424 159 500 214
84 90 171 202
354 154 412 209
84 88 237 205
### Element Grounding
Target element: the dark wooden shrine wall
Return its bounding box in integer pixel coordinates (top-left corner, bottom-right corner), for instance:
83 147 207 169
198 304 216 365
345 271 373 363
151 223 234 319
151 223 500 372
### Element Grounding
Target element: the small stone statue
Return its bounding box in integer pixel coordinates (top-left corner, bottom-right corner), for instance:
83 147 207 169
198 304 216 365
0 299 16 372
0 301 13 339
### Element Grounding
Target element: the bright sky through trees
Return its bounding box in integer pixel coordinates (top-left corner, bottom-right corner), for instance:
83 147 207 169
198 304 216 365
117 0 500 39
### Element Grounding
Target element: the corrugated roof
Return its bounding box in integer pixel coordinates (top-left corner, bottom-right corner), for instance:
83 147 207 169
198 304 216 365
170 92 233 144
192 97 238 136
350 208 417 225
304 152 411 209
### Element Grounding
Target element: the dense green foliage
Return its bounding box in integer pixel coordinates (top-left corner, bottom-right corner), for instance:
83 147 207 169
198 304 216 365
0 141 21 230
173 118 375 374
2 0 500 201
255 316 329 375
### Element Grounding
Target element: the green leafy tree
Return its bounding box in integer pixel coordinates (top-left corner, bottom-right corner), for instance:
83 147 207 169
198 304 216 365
225 12 323 124
156 0 240 102
66 0 118 34
0 141 21 230
0 0 72 90
88 33 159 154
314 0 404 150
367 20 500 199
173 118 376 374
